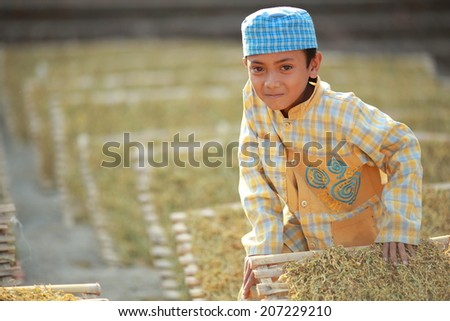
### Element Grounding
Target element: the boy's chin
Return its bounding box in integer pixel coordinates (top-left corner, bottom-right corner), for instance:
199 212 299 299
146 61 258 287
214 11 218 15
267 104 288 112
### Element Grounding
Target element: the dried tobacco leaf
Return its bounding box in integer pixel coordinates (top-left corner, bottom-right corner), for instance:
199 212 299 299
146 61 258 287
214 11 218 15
280 241 449 301
185 207 248 300
0 286 78 301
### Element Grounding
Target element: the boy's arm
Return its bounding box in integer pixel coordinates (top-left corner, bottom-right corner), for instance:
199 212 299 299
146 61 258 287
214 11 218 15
349 102 422 253
238 106 285 299
238 105 284 256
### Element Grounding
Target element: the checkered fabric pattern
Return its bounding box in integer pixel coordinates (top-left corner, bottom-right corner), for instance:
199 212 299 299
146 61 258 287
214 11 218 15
241 7 318 57
238 78 423 255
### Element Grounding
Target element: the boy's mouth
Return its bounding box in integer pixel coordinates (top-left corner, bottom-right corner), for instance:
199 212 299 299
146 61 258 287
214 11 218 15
265 93 284 98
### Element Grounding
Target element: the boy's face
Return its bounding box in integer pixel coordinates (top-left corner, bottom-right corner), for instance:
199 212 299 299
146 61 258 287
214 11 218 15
244 50 321 114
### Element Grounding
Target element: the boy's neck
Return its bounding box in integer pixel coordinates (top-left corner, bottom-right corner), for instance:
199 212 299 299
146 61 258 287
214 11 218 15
281 79 317 118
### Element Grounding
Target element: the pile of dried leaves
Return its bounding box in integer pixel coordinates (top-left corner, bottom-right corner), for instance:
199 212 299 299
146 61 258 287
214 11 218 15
281 240 449 301
186 207 249 300
0 286 78 301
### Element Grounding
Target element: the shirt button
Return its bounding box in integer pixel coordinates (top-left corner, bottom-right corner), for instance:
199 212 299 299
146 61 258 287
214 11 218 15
290 159 297 166
309 242 316 250
300 200 308 208
284 122 291 128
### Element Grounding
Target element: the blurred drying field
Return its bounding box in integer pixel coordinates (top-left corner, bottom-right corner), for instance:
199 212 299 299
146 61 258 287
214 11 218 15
1 39 449 300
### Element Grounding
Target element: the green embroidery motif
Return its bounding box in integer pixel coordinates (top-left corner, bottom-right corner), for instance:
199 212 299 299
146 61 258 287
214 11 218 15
305 167 329 189
327 157 346 179
330 172 361 205
306 159 361 206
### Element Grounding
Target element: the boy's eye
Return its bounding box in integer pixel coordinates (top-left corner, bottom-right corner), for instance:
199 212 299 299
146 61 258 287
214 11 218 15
281 65 293 71
251 66 264 73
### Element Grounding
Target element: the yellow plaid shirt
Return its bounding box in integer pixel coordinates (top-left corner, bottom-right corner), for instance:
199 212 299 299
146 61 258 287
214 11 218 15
239 77 422 255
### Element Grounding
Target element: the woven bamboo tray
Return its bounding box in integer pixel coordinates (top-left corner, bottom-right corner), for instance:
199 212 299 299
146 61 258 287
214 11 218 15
249 235 450 301
0 203 20 285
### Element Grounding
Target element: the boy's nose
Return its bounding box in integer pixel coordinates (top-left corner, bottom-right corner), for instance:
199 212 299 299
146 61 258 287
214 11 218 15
264 73 280 88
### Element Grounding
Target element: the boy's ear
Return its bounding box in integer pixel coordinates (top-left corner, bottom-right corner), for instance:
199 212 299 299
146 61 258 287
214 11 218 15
309 51 322 78
242 57 248 67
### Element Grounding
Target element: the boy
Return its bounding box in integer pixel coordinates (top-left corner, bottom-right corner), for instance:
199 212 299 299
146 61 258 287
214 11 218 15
238 7 422 299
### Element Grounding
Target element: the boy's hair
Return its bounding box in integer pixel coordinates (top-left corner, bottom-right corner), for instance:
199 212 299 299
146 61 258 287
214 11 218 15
243 48 317 68
305 48 317 67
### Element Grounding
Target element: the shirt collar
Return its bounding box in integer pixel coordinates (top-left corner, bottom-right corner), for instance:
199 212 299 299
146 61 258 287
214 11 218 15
278 76 323 120
288 76 323 119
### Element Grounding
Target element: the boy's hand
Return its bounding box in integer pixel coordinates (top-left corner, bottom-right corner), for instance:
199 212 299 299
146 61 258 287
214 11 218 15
382 242 415 265
241 256 258 299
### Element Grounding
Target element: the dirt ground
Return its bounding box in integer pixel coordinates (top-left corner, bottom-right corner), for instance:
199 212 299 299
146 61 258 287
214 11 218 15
1 127 163 301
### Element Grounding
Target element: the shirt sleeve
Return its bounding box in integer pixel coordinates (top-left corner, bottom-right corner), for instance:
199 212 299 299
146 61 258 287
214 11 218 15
348 101 422 245
238 82 284 255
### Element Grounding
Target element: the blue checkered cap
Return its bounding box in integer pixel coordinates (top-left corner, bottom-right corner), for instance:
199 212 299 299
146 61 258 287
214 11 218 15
241 7 318 56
